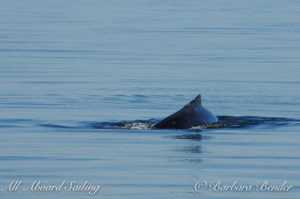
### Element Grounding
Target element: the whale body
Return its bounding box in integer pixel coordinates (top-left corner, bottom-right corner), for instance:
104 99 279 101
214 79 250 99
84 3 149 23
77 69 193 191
154 95 218 129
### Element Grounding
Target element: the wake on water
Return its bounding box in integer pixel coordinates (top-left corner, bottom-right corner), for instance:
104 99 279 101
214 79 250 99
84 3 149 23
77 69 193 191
90 116 300 130
20 116 299 131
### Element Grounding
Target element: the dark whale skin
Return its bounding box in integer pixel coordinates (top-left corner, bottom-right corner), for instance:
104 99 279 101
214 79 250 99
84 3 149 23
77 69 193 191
153 95 218 129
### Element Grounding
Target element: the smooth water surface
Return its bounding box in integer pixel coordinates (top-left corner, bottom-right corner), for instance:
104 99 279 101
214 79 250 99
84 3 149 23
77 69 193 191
1 0 300 198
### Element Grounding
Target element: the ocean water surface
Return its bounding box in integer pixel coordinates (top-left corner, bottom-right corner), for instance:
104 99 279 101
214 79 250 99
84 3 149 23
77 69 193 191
0 0 300 198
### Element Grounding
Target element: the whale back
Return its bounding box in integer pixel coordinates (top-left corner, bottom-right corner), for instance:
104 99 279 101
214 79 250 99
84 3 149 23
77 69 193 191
154 95 218 129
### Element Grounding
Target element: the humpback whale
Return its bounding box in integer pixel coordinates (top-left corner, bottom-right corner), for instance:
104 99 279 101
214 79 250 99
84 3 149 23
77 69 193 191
154 95 218 129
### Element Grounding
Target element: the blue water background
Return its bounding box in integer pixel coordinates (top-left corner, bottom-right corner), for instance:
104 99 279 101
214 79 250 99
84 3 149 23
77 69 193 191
0 0 300 198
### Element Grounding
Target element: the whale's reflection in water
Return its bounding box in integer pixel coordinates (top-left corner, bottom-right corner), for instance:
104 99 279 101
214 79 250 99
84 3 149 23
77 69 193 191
176 145 202 154
171 133 203 141
167 133 206 163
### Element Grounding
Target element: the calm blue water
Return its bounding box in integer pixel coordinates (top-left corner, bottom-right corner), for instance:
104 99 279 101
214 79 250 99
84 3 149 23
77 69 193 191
1 0 300 198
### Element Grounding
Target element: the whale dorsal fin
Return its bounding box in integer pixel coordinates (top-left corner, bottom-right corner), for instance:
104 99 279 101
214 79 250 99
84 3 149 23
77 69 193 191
191 94 201 105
